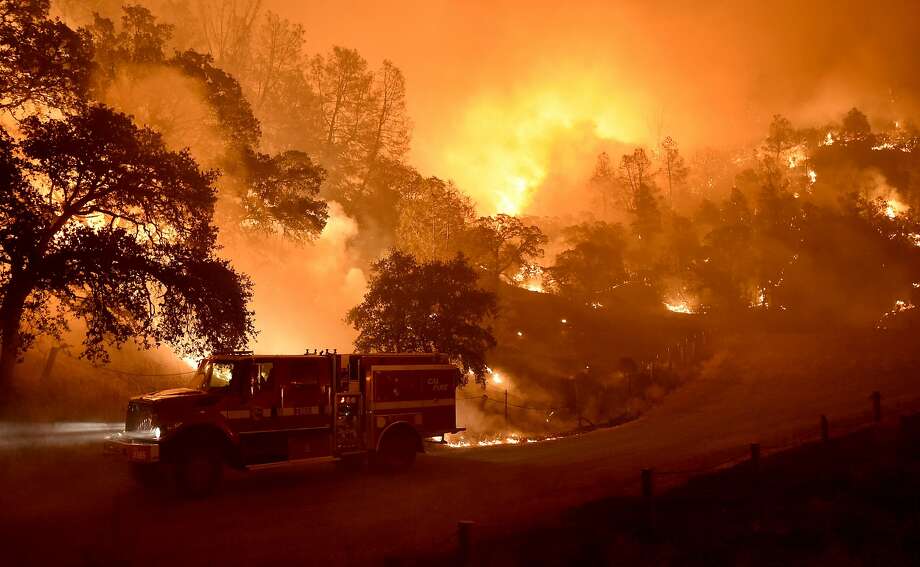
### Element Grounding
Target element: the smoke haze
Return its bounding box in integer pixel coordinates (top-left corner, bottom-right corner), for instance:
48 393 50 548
265 0 920 215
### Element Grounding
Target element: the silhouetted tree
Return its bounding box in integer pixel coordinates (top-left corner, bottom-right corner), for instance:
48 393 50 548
465 214 547 285
362 60 410 180
347 251 497 384
841 107 872 141
618 148 654 211
223 149 329 241
396 176 475 262
764 114 798 163
659 136 689 207
0 104 255 407
0 0 92 114
589 151 617 217
88 6 329 241
546 222 629 304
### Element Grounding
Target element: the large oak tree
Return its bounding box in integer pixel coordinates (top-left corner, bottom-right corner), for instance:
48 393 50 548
0 104 255 406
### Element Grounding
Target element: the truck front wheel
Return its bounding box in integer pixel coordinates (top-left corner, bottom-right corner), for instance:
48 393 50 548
175 443 223 497
376 429 417 472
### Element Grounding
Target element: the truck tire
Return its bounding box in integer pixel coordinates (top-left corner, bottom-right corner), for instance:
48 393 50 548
175 442 223 498
376 429 417 472
130 463 162 488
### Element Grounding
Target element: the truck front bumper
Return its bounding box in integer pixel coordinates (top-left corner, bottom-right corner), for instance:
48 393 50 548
104 432 160 463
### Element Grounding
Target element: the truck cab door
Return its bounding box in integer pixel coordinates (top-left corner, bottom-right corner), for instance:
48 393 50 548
237 360 289 465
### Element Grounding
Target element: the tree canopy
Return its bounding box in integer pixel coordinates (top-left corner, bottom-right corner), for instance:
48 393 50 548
0 1 259 405
346 251 497 384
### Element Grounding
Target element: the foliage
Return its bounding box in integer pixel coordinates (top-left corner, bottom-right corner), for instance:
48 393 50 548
0 104 255 401
617 147 655 211
223 149 328 241
546 222 630 304
464 214 547 284
346 251 498 384
0 0 92 114
86 5 329 241
659 136 689 206
395 176 475 262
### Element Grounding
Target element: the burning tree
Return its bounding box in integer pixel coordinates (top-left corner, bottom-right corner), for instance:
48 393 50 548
464 213 548 286
346 250 497 384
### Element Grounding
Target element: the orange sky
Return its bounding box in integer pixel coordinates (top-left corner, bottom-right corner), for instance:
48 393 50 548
270 0 919 215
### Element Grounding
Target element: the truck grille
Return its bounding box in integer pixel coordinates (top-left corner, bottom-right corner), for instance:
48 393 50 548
125 402 155 431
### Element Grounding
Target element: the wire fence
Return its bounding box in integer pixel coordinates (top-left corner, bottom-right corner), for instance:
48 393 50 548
60 351 196 378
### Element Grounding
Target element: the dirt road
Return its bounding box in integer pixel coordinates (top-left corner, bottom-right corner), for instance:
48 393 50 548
2 357 918 566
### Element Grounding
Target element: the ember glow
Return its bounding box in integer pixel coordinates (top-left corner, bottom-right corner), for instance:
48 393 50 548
444 433 562 448
665 301 694 314
886 198 909 219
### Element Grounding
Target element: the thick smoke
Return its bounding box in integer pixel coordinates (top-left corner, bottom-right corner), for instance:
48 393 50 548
265 0 920 217
224 202 366 355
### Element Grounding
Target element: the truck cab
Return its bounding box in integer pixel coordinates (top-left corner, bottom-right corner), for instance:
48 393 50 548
105 351 461 495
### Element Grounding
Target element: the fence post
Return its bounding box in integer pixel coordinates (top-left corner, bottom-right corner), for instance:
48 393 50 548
820 415 829 444
641 468 654 527
750 443 760 475
871 391 882 423
641 468 654 499
457 520 474 566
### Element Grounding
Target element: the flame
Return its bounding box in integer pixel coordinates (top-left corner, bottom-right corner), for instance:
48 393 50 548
664 301 693 314
807 169 817 184
786 146 807 168
885 198 908 219
525 281 545 293
444 433 562 448
512 265 546 293
485 366 506 386
822 132 835 146
436 77 644 215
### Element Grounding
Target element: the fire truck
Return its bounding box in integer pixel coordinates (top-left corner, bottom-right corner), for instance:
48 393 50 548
105 351 461 495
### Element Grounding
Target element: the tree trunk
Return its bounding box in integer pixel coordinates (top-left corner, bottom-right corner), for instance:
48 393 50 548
0 282 29 412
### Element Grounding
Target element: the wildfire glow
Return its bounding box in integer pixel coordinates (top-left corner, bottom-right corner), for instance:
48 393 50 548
786 146 807 168
664 301 693 314
444 433 562 448
885 198 909 219
437 78 645 215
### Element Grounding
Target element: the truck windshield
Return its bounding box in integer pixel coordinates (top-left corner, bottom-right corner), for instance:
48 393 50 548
209 363 234 389
191 361 238 391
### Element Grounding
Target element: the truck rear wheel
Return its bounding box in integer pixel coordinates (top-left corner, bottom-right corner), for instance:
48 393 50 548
376 429 417 472
175 443 223 498
130 463 162 488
